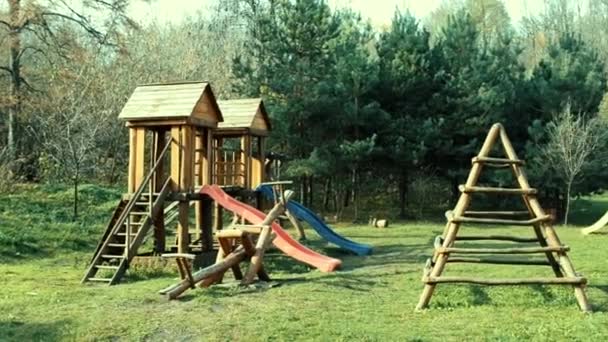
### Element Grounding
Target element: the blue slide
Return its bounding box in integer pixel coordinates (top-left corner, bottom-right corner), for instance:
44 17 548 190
257 185 372 256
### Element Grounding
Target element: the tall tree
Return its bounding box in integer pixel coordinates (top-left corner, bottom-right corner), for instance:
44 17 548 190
0 0 134 163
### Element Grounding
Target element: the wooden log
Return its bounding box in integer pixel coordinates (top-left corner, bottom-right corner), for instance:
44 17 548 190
217 236 243 280
241 190 295 285
437 246 569 254
286 209 306 240
454 235 539 243
423 276 586 285
161 253 196 260
242 233 270 281
449 214 552 226
458 185 537 195
499 126 591 312
471 156 524 165
215 230 246 239
464 210 530 216
446 257 551 266
162 247 247 299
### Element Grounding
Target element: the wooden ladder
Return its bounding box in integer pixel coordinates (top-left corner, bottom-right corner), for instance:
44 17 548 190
82 140 173 285
415 123 591 312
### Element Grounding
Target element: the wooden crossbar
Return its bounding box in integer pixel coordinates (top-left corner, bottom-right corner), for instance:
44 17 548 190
448 214 552 226
464 210 530 216
446 257 551 266
436 246 569 254
454 235 540 243
459 185 537 195
423 276 586 285
472 156 524 165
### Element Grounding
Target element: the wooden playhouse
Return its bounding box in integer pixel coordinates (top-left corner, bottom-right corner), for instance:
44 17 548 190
81 82 270 285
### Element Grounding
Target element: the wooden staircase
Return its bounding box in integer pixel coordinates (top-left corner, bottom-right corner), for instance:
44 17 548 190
82 140 173 285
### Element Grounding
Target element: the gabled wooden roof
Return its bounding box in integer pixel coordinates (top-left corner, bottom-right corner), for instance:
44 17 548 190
118 82 223 127
217 98 271 136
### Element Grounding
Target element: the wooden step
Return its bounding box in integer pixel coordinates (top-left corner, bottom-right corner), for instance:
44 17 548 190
445 211 552 226
459 185 537 195
454 235 540 243
123 221 144 226
88 277 113 282
472 156 524 166
464 210 530 216
95 265 119 270
423 276 586 285
129 211 150 216
101 254 125 259
108 243 126 248
436 246 569 255
446 257 551 266
116 232 138 236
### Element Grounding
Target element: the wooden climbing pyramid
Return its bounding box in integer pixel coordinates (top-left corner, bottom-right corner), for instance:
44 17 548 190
416 123 591 312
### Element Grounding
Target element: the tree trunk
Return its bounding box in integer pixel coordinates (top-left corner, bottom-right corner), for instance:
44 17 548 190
564 180 572 225
323 178 330 211
352 168 359 222
7 0 22 160
73 172 79 221
308 175 313 208
398 171 408 219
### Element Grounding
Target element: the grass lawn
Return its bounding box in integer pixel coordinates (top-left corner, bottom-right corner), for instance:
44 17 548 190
1 184 608 341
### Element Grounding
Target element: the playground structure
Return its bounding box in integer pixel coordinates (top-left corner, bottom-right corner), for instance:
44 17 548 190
582 212 608 234
81 81 364 286
416 123 591 312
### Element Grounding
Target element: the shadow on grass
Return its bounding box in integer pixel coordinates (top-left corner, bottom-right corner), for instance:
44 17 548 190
468 285 492 306
0 320 69 341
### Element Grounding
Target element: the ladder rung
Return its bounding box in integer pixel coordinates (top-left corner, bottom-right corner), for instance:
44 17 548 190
446 257 551 266
454 235 540 243
135 202 153 206
464 210 530 216
108 243 126 247
436 246 569 254
423 276 586 285
447 212 552 226
130 211 149 216
101 254 125 259
88 277 113 282
125 221 144 226
459 185 537 195
472 156 524 165
95 265 119 269
116 232 138 236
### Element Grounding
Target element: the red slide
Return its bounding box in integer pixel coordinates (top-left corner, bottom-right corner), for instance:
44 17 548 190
201 185 341 272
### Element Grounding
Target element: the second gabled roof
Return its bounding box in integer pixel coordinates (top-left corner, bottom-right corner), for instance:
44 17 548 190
217 98 271 135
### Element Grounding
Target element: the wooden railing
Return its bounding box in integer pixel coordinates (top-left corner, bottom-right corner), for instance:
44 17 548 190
213 147 245 186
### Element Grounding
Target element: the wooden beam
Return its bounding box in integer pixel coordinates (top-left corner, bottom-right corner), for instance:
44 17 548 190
423 276 586 285
436 246 569 254
458 185 537 195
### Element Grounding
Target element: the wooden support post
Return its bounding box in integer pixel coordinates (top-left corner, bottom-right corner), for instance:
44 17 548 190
499 125 591 312
153 130 166 254
286 210 306 240
171 125 194 254
416 123 501 311
128 128 146 193
194 129 204 246
201 197 214 252
241 135 251 188
242 190 295 285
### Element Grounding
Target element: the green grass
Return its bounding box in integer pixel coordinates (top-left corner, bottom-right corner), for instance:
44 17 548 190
1 184 608 341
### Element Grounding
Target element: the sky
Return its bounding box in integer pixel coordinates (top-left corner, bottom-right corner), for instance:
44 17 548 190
128 0 546 26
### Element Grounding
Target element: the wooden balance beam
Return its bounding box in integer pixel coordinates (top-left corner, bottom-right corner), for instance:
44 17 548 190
159 190 293 300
